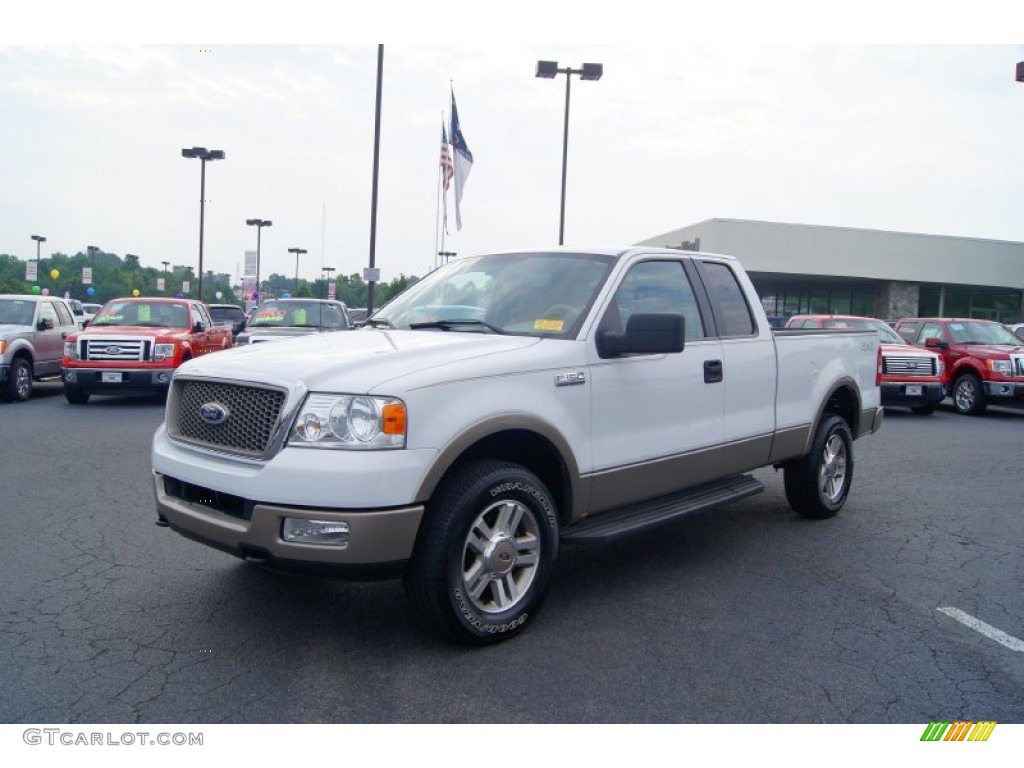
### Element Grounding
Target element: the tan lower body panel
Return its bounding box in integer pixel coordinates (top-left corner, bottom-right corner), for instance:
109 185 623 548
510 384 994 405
580 435 774 517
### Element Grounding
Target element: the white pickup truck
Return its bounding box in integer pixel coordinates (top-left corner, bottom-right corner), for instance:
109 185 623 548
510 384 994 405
152 247 883 644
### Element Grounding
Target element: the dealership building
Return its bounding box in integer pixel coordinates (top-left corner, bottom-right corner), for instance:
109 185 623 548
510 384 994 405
638 219 1024 325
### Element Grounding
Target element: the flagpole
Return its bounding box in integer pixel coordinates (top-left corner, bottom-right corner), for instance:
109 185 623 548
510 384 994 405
434 113 444 272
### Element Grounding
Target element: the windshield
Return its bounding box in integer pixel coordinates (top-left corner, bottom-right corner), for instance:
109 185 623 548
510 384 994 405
249 300 347 329
948 320 1023 346
0 299 36 326
209 306 243 321
90 301 190 328
822 317 905 344
372 252 617 337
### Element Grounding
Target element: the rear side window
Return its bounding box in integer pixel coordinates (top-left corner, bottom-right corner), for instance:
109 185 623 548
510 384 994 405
896 322 919 343
700 262 756 337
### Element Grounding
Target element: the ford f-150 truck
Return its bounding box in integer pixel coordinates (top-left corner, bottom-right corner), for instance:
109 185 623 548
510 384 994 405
152 248 883 644
894 317 1024 415
0 294 81 401
63 296 233 404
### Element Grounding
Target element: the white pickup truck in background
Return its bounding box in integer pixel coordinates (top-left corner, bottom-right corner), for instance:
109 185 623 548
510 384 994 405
152 247 883 644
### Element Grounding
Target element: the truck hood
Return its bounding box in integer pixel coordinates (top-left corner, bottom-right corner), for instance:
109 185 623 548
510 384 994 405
78 324 188 338
880 342 936 357
0 324 32 338
239 326 340 342
179 328 543 393
951 344 1024 358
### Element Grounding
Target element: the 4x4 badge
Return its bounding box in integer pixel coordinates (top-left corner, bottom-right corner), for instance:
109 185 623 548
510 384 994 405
199 402 229 425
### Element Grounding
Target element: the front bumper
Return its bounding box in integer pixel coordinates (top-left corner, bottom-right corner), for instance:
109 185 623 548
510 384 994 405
982 381 1024 402
155 471 423 573
63 366 175 393
880 381 945 408
152 425 436 572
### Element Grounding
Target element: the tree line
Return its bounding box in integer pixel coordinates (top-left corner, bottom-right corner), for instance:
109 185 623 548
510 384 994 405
0 249 419 309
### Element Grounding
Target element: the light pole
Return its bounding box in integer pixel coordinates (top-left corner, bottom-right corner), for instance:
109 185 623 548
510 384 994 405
246 218 272 304
181 146 225 302
535 60 603 245
161 261 170 293
288 248 307 295
437 250 457 267
125 254 139 292
322 266 336 299
30 235 46 283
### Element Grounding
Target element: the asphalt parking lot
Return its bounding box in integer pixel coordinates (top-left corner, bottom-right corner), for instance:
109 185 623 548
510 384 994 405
2 381 1022 723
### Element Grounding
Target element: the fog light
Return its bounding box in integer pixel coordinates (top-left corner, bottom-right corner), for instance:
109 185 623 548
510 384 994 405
64 371 77 383
282 518 350 547
155 371 171 383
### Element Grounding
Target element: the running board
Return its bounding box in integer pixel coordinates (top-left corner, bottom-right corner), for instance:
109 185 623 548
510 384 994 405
561 474 764 545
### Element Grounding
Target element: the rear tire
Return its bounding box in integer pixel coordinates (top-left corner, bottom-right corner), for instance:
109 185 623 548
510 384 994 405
784 414 853 519
404 460 559 645
952 373 987 415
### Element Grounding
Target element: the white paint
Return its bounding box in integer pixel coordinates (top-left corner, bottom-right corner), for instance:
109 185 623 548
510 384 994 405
937 607 1024 653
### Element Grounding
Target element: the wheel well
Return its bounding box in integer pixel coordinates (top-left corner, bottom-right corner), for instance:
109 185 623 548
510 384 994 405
443 429 573 525
822 385 858 437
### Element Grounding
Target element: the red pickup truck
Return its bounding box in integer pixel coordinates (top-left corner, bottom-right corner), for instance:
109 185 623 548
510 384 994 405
894 317 1024 415
785 314 946 414
62 297 233 404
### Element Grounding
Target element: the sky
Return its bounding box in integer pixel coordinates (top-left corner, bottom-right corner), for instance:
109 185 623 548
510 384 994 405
3 4 1024 291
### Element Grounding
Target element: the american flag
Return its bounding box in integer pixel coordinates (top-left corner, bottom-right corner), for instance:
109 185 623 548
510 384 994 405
440 122 454 192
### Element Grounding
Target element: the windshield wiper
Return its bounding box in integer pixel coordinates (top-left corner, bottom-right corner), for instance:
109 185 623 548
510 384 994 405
409 318 505 334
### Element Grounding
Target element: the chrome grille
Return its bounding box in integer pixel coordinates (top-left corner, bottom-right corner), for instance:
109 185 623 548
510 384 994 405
883 355 936 377
170 379 287 457
83 337 150 361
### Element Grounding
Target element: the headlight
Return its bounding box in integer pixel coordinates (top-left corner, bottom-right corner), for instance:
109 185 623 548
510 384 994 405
153 343 175 362
289 394 406 450
63 341 78 360
986 359 1012 376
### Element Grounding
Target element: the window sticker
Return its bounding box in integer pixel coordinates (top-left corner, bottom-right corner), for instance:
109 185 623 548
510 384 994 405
949 323 964 331
253 310 286 324
139 305 151 322
533 318 564 332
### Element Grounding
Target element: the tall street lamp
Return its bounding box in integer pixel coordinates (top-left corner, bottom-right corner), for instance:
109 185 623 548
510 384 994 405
181 146 226 302
125 254 139 292
288 247 307 294
30 235 46 283
535 60 603 245
246 218 272 304
322 266 336 299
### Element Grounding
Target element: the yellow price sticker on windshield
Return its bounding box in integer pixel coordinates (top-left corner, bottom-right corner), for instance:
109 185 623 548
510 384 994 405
533 318 564 332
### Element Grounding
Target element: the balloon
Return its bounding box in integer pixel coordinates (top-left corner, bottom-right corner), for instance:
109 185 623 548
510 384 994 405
31 285 41 294
50 269 60 280
175 293 184 299
252 291 259 300
215 291 223 300
86 286 95 296
132 289 140 297
41 288 50 296
281 292 291 299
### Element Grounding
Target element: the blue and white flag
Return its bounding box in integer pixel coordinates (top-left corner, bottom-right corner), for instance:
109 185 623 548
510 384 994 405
450 88 473 231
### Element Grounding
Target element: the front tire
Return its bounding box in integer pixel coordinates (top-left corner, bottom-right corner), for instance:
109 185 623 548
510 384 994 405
952 373 987 415
404 460 559 645
784 414 853 519
64 386 90 404
3 358 33 401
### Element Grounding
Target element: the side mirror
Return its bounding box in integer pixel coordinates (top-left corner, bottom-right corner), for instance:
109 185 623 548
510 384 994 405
37 319 54 331
193 322 205 333
598 313 685 358
925 337 948 350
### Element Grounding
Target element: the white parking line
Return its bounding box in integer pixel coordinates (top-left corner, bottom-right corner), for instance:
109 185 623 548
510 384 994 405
937 607 1024 652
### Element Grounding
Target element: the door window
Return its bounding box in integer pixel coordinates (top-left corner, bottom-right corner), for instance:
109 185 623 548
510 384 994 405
600 260 705 341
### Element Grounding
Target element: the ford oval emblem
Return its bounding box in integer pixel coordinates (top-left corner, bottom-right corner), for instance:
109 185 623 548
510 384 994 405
104 345 122 355
199 402 229 426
